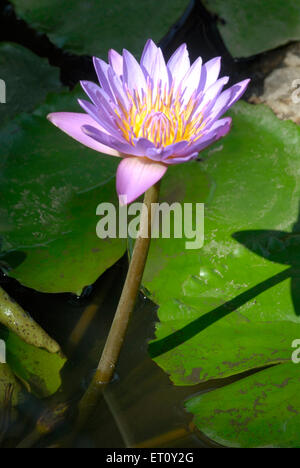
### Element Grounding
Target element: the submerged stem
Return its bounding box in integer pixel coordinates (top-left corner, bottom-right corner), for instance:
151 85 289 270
74 181 161 434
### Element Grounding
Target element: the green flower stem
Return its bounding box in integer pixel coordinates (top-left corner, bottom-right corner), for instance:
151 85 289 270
74 181 161 433
95 182 160 384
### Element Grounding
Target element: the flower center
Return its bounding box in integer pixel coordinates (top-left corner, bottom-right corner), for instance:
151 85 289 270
114 82 205 148
142 111 171 146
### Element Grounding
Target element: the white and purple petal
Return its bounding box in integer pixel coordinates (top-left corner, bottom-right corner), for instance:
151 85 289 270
225 79 250 108
180 56 203 103
123 49 147 97
199 56 221 92
163 152 199 165
204 79 250 127
140 39 159 77
82 124 158 158
197 76 229 115
202 88 233 127
150 47 169 96
107 67 130 112
116 156 167 204
173 117 232 159
167 43 190 88
78 98 121 139
47 112 121 156
93 57 115 101
80 80 114 110
108 49 123 77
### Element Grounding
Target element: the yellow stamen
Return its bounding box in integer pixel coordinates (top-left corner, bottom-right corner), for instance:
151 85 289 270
114 83 205 147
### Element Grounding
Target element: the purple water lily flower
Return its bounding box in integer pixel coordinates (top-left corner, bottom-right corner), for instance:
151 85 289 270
48 39 249 205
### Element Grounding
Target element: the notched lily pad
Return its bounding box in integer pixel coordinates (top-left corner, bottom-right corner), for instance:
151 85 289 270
203 0 300 58
186 363 300 448
11 0 190 57
0 42 62 125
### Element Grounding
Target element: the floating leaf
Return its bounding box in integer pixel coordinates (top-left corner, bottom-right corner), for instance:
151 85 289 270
0 363 21 408
186 363 300 448
11 0 190 57
0 88 126 294
0 329 66 398
203 0 300 57
0 287 60 353
0 42 62 125
144 102 300 385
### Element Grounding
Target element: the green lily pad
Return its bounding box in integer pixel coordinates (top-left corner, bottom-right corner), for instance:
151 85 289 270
0 328 65 398
0 363 21 408
203 0 300 57
11 0 190 57
0 288 64 400
0 42 61 125
0 88 126 294
144 102 300 385
186 363 300 448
